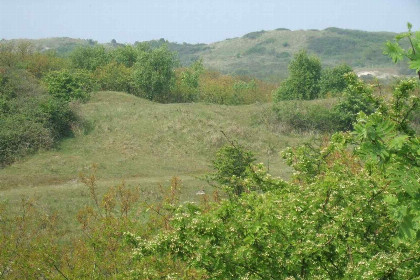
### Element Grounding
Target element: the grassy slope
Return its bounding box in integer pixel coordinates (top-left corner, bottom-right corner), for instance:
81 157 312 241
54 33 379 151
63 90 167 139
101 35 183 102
0 91 308 232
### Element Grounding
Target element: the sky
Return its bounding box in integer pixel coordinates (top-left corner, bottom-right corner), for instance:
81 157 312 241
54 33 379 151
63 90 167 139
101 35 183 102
1 0 420 44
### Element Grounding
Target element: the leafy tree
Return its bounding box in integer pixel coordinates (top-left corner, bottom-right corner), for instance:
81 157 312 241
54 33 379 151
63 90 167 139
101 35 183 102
384 22 420 79
319 63 353 96
132 45 177 102
274 50 322 100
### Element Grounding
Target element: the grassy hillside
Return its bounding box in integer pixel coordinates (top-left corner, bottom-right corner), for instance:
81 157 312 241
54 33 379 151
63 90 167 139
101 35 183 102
0 91 310 232
198 28 406 80
4 27 411 80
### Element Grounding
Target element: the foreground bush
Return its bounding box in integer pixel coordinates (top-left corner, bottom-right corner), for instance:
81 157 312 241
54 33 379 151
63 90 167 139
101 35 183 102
126 78 420 279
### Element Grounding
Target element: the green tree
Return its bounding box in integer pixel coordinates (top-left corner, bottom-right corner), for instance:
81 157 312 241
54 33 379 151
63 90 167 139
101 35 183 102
132 45 177 102
274 50 322 100
384 22 420 80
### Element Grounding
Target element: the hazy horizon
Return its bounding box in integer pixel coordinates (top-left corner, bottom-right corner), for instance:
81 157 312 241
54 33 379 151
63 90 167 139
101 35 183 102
1 0 420 44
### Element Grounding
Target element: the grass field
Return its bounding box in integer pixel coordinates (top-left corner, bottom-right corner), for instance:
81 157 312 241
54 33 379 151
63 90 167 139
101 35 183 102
0 91 313 234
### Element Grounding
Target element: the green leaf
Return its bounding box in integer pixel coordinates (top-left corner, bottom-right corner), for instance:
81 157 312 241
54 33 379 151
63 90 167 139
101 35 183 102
384 41 404 63
388 135 408 150
396 32 410 40
409 59 420 72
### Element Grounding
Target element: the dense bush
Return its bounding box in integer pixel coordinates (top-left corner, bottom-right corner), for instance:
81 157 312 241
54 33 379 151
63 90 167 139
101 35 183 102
94 61 135 93
0 43 82 166
0 67 77 165
43 69 96 102
273 71 384 133
0 116 53 165
274 50 322 101
69 45 109 71
273 99 339 132
319 63 353 96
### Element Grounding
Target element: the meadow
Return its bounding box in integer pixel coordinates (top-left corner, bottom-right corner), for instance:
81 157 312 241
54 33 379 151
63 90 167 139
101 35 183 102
0 90 313 235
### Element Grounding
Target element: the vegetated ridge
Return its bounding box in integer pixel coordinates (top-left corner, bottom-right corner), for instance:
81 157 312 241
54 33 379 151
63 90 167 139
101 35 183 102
3 27 409 81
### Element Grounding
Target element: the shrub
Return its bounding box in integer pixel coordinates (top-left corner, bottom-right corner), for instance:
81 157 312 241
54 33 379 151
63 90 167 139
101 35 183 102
210 143 255 196
198 71 275 105
39 97 77 139
43 69 96 102
0 67 78 165
26 52 66 79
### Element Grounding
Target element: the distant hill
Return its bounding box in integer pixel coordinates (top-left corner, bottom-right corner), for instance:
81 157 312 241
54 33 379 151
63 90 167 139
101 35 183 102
1 37 96 56
143 28 412 81
3 27 411 80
